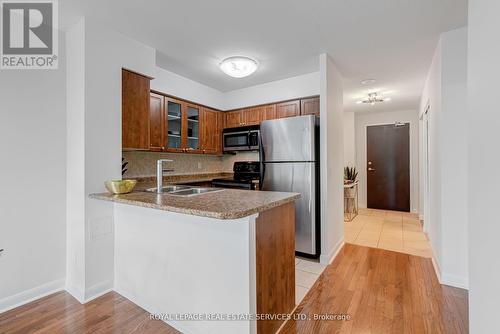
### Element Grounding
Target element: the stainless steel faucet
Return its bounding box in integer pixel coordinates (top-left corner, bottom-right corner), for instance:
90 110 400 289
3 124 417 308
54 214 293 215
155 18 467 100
156 159 174 193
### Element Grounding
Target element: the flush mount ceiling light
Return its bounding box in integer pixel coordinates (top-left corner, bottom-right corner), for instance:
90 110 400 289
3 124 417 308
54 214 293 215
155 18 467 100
360 78 376 85
356 92 391 106
219 56 259 78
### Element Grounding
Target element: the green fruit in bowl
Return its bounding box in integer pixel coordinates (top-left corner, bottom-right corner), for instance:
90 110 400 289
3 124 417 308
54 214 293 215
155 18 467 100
104 180 137 194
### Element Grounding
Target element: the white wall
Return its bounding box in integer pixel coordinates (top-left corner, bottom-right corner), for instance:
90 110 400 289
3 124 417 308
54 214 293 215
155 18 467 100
439 28 468 289
355 110 420 213
419 27 468 289
66 20 86 302
319 54 344 264
343 112 356 167
152 67 225 110
223 72 319 110
468 0 500 331
0 35 67 311
66 18 158 302
420 39 443 270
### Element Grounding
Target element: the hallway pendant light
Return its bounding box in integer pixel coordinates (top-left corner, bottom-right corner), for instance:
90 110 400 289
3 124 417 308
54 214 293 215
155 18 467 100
219 56 259 78
356 92 391 105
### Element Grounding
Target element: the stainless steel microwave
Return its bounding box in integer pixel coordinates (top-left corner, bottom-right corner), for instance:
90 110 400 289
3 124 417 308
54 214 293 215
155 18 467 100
223 126 260 152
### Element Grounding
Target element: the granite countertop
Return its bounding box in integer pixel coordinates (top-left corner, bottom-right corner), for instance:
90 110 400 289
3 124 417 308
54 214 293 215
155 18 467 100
89 189 300 220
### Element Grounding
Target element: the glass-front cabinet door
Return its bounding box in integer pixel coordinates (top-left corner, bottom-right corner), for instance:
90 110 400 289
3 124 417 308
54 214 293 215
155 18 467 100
186 104 200 151
165 98 183 151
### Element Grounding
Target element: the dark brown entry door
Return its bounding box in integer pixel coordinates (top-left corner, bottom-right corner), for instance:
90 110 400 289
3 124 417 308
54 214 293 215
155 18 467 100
367 123 410 212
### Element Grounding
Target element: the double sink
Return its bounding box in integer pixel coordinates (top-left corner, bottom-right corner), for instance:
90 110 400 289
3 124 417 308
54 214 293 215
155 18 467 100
144 185 222 197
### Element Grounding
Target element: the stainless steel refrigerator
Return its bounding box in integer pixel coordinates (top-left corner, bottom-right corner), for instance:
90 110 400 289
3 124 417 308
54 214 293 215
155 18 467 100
259 115 320 258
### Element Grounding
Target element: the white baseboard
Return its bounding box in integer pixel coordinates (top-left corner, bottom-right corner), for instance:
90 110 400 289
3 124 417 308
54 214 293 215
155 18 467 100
320 239 345 265
441 273 469 290
84 280 113 303
431 256 441 282
0 278 65 314
428 239 469 290
65 283 85 303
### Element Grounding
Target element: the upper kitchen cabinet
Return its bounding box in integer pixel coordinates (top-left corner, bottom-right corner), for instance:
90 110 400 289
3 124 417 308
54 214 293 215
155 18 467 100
149 92 165 151
262 104 277 121
185 103 202 153
276 100 300 118
122 69 152 150
165 97 185 152
225 110 244 128
243 107 264 126
300 97 320 116
201 107 223 154
148 92 222 155
224 106 263 128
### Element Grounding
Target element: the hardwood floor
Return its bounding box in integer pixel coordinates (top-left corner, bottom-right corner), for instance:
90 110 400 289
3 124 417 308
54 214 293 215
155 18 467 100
0 291 179 334
280 244 468 334
0 244 468 334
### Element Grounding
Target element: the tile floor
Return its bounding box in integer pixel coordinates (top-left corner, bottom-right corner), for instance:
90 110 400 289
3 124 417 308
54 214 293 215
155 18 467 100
294 258 326 305
344 208 433 258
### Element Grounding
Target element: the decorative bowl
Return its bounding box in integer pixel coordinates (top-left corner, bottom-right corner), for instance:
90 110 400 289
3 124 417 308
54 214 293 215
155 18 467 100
104 179 137 194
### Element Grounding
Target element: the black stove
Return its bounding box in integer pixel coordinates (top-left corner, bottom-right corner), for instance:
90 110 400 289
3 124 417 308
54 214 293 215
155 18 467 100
212 161 260 190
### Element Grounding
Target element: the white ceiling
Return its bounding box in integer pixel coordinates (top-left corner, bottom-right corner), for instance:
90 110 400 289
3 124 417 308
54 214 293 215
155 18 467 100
60 0 467 112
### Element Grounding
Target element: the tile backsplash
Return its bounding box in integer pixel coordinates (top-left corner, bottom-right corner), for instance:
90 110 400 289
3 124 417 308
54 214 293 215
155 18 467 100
122 151 259 178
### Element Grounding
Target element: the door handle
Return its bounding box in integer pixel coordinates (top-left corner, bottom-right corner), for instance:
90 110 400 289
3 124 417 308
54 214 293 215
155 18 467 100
368 168 375 171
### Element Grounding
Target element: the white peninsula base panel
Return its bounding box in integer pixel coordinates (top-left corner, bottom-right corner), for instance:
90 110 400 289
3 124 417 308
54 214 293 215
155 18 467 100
113 203 258 334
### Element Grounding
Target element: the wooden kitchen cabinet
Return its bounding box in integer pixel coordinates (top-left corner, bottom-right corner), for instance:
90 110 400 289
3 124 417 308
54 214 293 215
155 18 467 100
276 100 300 118
149 92 165 151
300 97 320 116
216 112 224 154
201 107 223 154
148 92 222 155
224 107 263 128
164 96 186 153
262 104 277 121
122 69 151 150
225 110 244 128
243 107 264 125
185 103 202 153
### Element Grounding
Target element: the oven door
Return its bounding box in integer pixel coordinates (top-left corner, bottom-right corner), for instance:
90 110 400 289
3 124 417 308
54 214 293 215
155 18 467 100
223 131 250 152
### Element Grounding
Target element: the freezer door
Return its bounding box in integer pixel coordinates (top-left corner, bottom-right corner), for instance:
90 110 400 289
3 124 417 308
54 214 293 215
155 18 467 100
260 115 316 162
262 162 317 255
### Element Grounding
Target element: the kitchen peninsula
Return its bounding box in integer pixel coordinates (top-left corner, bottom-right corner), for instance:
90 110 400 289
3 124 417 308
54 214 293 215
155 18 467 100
90 188 300 334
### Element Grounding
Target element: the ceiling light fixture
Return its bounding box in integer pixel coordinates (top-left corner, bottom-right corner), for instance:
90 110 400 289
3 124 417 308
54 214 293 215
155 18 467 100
360 79 376 85
356 92 391 106
219 56 259 78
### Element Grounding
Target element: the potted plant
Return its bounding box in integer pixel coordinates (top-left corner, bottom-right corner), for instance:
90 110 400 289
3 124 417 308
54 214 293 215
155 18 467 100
344 166 358 218
122 157 128 176
344 166 358 184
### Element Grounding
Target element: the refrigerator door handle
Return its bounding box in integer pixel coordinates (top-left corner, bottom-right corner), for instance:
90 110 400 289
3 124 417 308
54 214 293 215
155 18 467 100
309 168 313 212
259 137 265 188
